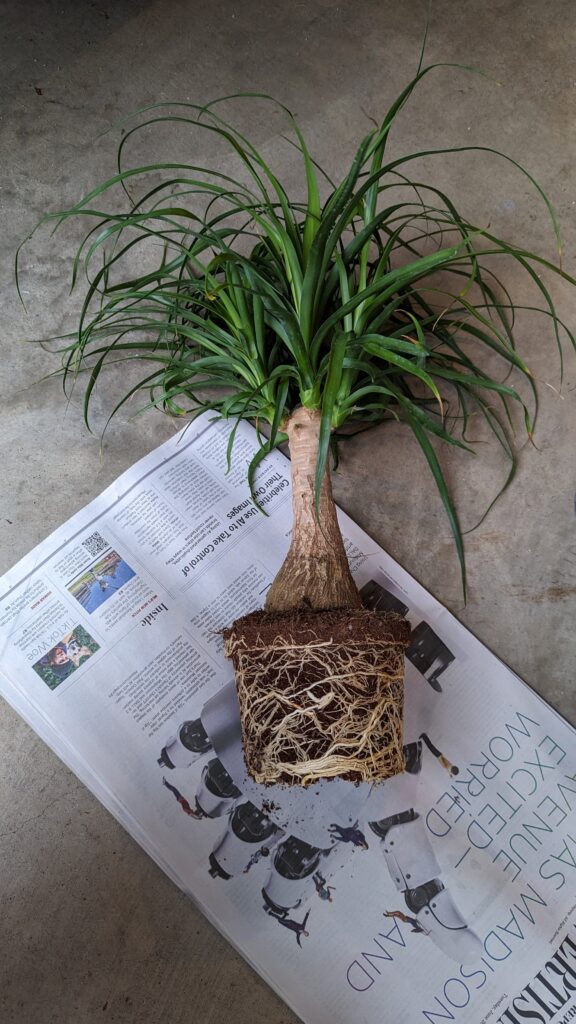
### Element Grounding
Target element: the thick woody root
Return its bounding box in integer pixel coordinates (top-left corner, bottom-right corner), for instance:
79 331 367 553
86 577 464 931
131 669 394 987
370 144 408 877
224 609 411 786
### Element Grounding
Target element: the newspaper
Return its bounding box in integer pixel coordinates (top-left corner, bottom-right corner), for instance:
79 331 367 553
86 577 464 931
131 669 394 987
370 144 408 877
1 412 575 1024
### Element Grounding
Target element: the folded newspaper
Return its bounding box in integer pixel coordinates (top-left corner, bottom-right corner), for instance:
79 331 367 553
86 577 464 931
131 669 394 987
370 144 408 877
1 413 575 1024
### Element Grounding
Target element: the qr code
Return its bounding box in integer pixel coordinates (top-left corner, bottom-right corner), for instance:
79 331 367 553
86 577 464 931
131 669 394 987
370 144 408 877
82 531 109 558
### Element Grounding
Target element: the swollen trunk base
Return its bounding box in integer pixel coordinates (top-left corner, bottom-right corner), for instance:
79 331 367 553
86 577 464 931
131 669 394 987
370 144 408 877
224 608 411 786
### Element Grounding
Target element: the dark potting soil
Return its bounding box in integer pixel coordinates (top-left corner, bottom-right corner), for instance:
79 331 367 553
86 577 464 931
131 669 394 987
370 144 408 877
224 607 411 650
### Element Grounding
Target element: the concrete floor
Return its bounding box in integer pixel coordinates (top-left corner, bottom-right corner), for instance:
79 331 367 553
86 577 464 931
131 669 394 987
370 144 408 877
1 1 575 1020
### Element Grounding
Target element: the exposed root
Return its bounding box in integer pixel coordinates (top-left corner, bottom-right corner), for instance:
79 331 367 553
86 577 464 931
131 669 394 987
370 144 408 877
225 610 410 786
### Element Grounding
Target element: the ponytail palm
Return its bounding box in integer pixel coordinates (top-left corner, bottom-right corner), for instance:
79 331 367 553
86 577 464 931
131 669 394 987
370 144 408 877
21 61 574 785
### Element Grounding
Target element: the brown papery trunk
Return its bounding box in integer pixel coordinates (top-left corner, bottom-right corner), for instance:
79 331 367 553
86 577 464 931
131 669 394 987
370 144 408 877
265 406 362 613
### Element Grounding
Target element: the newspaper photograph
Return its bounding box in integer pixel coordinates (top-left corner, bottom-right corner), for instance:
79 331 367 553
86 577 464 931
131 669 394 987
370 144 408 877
0 413 575 1024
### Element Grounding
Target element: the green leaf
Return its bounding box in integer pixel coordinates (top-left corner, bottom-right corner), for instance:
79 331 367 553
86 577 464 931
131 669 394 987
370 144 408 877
315 332 349 511
408 417 466 599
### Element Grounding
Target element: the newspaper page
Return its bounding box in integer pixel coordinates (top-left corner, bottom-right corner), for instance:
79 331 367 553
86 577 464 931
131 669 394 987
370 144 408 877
1 412 575 1024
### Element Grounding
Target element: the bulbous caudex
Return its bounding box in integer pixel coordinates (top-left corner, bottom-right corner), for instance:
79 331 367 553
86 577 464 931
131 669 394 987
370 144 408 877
265 406 362 613
224 405 410 787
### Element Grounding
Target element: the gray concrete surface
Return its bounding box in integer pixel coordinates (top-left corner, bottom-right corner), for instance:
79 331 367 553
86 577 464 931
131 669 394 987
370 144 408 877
1 1 575 1021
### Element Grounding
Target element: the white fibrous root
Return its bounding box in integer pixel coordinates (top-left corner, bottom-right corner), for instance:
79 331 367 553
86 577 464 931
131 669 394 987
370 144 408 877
225 615 408 786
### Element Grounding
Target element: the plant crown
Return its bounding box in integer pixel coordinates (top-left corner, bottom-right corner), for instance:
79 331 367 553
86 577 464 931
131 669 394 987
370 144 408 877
19 56 575 592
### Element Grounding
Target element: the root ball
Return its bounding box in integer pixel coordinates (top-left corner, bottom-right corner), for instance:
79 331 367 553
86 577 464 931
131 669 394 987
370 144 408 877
224 608 411 786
